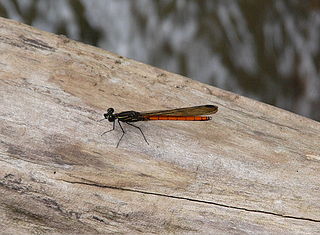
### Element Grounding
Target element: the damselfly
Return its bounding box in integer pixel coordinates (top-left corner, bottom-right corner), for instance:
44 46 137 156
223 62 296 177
101 105 218 147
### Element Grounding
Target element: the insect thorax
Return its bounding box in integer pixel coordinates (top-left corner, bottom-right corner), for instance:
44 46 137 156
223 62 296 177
117 111 142 122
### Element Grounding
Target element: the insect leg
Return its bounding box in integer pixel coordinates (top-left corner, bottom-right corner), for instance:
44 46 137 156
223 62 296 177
101 120 115 136
125 122 149 145
116 120 126 148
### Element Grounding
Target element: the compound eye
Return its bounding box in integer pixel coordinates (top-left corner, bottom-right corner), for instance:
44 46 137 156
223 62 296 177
107 108 114 114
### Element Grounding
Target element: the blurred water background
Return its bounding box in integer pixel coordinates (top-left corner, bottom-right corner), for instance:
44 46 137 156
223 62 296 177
1 0 319 121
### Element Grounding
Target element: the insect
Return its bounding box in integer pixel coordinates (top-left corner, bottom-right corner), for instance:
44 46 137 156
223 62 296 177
101 104 218 147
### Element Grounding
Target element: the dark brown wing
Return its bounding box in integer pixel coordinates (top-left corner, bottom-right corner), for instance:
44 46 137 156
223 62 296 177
139 105 218 116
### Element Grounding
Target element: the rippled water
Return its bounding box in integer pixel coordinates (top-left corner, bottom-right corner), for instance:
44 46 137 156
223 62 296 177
1 0 319 121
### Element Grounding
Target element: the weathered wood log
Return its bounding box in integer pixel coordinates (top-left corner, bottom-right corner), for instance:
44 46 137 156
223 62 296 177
0 17 319 234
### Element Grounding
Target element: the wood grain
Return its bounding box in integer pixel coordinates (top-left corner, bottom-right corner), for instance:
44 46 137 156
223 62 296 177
0 17 319 234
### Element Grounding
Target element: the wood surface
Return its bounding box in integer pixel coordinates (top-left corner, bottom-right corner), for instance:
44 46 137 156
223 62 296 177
0 17 319 234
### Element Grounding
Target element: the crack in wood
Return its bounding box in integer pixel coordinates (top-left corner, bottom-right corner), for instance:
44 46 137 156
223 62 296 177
19 35 56 52
61 179 320 223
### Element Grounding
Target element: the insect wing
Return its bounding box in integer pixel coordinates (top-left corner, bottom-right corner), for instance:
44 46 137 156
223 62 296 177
139 105 218 117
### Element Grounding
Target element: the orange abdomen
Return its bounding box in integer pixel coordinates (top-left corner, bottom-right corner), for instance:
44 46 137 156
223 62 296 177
144 116 211 121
